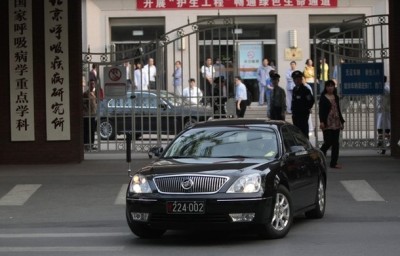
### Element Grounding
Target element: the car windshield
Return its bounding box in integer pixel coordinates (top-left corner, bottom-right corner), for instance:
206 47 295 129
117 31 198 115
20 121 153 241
158 91 185 107
163 127 279 159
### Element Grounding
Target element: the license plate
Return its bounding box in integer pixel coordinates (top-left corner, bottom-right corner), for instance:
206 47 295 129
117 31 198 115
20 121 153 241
166 201 205 214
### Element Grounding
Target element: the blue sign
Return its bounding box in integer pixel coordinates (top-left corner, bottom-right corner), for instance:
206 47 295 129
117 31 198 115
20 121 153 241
340 63 384 95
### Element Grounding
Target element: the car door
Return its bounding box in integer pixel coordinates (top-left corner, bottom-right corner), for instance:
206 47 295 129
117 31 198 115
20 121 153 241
281 125 315 210
288 125 318 207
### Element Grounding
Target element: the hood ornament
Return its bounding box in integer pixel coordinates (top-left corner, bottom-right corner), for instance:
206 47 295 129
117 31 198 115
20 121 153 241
181 178 194 190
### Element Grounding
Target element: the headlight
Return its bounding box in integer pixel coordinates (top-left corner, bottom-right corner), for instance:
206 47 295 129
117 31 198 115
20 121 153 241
227 173 262 193
129 174 152 193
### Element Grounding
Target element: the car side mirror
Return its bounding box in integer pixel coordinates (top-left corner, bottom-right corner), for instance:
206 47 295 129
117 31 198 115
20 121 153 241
283 145 306 161
289 145 306 153
148 146 163 159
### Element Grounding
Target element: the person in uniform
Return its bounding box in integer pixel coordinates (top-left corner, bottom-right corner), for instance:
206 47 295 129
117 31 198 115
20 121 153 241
291 70 315 138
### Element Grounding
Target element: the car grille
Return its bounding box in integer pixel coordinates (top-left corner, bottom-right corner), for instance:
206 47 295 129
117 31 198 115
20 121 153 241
153 175 229 194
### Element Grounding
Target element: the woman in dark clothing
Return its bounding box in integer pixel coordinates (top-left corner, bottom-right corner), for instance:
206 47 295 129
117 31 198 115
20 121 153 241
319 80 345 169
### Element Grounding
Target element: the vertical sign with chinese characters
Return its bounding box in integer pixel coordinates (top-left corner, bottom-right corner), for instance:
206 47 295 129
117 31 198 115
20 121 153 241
9 0 35 141
45 0 71 140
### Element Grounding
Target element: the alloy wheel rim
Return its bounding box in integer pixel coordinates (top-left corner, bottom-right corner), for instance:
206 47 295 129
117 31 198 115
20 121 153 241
318 180 325 212
100 122 112 138
271 192 290 231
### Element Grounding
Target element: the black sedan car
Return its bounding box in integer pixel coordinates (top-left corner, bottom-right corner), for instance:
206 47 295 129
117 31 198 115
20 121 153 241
126 119 327 239
99 90 214 140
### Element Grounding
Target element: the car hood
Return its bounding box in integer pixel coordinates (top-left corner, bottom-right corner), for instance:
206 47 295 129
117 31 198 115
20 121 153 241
137 157 273 176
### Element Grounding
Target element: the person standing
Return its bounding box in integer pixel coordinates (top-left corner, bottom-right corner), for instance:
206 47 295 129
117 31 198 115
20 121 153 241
89 63 98 85
213 77 227 115
269 73 286 121
89 63 104 100
318 57 329 95
172 60 182 96
123 59 133 92
214 58 226 80
303 58 316 95
291 70 315 138
256 58 274 106
182 78 203 105
319 79 345 169
143 58 156 90
134 61 149 91
376 76 391 154
234 76 248 118
285 61 296 114
83 81 97 151
200 57 215 106
303 77 315 137
332 58 345 85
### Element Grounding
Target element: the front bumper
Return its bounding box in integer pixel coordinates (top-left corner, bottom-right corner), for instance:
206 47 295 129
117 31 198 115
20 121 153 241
126 196 273 230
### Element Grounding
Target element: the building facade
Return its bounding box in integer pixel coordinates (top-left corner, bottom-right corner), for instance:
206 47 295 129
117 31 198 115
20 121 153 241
83 0 389 93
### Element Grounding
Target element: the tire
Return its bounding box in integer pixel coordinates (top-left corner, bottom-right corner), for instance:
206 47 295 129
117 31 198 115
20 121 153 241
126 210 166 239
258 186 293 239
305 175 326 219
99 119 116 140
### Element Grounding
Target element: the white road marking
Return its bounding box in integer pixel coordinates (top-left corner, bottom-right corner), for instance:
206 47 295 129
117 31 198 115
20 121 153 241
0 246 124 252
114 184 128 205
341 180 385 202
0 232 130 238
0 184 41 206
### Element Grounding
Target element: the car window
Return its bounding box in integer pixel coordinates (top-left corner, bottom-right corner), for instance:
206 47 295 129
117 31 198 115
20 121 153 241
148 94 158 108
160 91 183 106
133 94 141 108
288 125 312 150
107 98 124 108
163 127 278 159
281 126 297 152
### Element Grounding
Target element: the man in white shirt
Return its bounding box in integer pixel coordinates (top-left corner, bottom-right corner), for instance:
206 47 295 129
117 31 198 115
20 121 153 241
200 57 215 105
182 78 203 105
235 76 248 118
143 58 156 90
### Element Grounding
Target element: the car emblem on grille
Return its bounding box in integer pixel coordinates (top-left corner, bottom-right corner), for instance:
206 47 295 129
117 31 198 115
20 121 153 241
181 178 194 190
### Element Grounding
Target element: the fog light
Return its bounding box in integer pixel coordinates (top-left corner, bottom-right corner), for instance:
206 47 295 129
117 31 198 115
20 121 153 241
229 213 255 222
131 212 149 222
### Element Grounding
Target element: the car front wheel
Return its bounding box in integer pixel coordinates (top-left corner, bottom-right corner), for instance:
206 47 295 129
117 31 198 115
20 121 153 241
258 186 293 239
305 175 326 219
99 119 116 140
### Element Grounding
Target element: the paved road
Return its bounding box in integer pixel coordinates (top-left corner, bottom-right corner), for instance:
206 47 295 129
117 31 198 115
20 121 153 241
0 155 399 255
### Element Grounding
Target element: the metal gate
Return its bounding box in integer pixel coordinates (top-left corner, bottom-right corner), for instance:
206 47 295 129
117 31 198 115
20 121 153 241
82 16 236 153
312 14 389 151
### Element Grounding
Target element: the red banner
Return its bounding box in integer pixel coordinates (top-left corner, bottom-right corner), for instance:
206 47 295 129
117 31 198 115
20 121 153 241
137 0 338 10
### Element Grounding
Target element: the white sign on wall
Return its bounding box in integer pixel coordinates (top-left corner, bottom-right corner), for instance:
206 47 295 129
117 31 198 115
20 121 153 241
45 0 71 141
9 0 35 141
238 43 263 79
